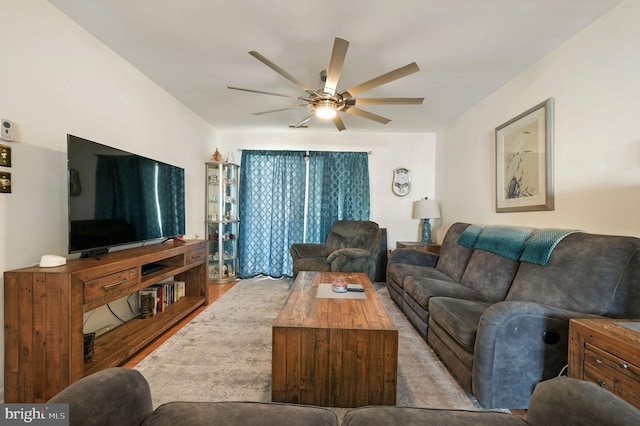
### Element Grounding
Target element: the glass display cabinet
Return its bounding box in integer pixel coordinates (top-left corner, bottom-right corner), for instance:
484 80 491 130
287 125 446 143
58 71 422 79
205 161 239 282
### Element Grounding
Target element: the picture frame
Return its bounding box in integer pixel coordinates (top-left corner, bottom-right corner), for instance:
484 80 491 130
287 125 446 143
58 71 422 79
495 98 554 212
0 144 11 167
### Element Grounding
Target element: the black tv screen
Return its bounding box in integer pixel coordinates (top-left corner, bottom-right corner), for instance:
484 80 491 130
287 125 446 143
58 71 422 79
67 134 186 256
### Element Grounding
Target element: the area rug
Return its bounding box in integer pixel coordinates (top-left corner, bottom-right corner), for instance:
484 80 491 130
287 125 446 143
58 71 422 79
134 276 477 412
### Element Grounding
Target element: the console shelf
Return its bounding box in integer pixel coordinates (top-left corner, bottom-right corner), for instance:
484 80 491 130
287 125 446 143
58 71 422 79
85 295 204 376
4 240 208 403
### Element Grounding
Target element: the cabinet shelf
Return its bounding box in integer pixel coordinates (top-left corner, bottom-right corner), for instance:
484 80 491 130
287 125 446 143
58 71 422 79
85 295 205 376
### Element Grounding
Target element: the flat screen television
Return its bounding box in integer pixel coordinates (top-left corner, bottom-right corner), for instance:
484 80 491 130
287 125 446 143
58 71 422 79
67 134 186 257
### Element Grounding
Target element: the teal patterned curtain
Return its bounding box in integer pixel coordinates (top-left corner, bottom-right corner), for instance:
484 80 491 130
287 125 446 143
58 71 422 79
238 150 370 277
306 151 370 242
238 150 307 278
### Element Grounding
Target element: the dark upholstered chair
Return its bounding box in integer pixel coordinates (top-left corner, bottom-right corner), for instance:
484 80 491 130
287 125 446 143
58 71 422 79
290 220 381 281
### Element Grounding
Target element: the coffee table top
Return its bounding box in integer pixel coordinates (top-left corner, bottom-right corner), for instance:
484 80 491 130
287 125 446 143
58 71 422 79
273 271 396 331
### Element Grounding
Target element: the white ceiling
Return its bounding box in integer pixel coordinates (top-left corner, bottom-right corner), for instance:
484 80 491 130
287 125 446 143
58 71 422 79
48 0 622 133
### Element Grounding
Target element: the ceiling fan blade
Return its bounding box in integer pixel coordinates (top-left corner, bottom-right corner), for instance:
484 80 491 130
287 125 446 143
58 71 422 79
252 104 309 115
324 37 349 97
249 51 319 96
332 114 346 131
227 86 309 100
346 97 424 106
340 62 420 99
293 111 315 128
343 106 391 125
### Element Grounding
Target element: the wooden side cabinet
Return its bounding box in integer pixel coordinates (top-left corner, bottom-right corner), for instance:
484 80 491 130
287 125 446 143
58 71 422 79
4 240 207 403
569 318 640 408
395 241 441 254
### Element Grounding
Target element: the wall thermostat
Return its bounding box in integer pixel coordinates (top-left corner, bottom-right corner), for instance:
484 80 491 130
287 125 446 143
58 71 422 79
1 119 14 142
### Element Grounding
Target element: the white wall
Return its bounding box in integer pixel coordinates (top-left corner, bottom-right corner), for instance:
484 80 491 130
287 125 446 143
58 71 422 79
0 0 215 400
215 130 437 248
436 0 640 240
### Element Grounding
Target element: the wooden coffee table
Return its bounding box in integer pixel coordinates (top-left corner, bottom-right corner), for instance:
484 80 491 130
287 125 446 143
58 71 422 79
272 271 398 408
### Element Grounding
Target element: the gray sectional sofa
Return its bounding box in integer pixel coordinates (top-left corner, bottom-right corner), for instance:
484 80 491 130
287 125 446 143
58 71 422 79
387 222 640 409
50 367 640 426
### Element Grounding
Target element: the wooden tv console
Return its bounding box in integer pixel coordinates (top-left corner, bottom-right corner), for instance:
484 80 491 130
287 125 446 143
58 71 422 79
4 240 207 403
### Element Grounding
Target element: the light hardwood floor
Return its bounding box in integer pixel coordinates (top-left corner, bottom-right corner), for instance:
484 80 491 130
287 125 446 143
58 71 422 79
122 281 236 368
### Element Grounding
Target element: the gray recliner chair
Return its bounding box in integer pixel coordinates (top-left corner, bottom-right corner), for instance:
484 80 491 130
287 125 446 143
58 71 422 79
290 220 381 281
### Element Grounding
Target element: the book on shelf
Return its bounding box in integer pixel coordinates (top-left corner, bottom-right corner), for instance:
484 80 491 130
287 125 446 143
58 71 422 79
139 281 186 314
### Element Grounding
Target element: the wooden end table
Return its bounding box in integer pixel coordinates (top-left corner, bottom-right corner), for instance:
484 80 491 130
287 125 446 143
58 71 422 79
272 271 398 408
396 241 441 254
569 318 640 408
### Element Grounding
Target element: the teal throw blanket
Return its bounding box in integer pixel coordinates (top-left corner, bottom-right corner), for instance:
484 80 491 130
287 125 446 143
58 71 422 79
457 223 581 265
519 228 581 265
458 224 485 248
473 226 536 261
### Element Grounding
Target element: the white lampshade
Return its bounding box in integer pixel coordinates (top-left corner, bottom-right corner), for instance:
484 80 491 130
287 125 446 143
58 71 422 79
412 198 441 219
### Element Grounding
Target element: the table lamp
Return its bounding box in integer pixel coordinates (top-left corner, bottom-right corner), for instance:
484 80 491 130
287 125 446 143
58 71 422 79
412 197 441 244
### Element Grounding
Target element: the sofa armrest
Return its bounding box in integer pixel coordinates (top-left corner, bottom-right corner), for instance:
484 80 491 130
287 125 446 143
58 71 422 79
527 377 640 426
388 248 438 267
473 301 605 408
48 367 153 426
327 248 372 262
328 248 377 281
290 243 329 260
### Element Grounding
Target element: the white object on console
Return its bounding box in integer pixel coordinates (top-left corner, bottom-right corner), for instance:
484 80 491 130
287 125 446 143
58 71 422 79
39 254 67 267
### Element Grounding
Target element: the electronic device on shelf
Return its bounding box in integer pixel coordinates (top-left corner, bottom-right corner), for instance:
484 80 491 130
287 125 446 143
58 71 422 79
141 263 165 276
67 134 186 258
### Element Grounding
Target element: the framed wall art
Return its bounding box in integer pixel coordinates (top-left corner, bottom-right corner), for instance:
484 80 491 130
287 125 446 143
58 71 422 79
495 98 554 212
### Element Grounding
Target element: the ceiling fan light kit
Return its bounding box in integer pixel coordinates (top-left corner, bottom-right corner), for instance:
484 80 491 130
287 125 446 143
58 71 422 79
228 37 424 131
315 99 338 119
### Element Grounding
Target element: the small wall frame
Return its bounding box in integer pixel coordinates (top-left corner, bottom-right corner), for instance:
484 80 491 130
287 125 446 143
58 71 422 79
0 144 11 167
0 171 11 193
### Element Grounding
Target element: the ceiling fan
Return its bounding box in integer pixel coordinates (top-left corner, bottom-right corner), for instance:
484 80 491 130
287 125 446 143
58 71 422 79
228 37 424 131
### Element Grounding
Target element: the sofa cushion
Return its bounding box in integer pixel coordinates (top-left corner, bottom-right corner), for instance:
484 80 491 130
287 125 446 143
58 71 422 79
342 406 526 426
434 223 474 282
143 401 339 426
388 263 454 289
460 250 520 302
325 220 380 254
506 233 640 316
404 276 487 310
428 297 492 351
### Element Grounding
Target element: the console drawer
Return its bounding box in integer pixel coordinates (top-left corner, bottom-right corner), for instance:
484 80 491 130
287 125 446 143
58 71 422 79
585 343 640 380
583 345 640 407
186 247 206 265
83 268 139 304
